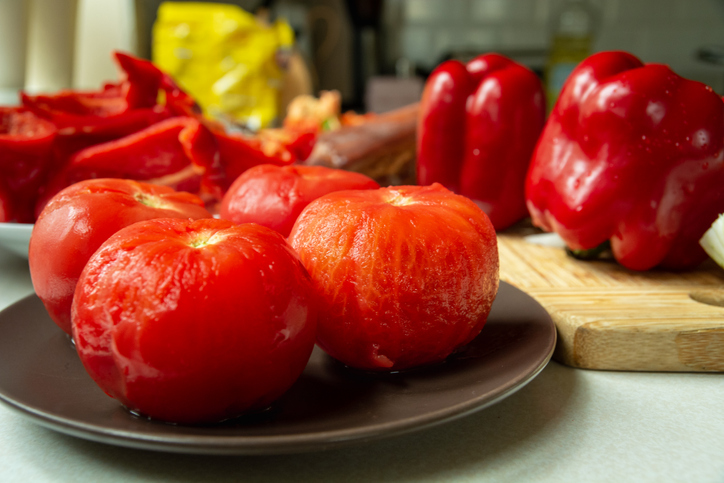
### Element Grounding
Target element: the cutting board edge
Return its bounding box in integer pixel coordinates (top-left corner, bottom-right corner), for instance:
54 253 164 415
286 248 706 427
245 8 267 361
542 304 724 372
497 227 724 373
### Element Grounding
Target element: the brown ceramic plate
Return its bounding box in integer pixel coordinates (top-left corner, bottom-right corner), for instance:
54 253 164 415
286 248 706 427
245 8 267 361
0 282 555 455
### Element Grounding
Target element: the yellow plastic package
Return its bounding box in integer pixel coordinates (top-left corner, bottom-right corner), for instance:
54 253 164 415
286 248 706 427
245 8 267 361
153 2 294 130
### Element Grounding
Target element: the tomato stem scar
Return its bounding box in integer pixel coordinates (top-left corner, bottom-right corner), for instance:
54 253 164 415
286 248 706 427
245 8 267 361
189 231 225 248
385 191 415 206
133 192 177 211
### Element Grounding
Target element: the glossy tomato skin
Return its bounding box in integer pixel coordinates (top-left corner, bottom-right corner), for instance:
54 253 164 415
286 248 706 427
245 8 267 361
71 218 318 424
219 164 379 237
29 178 212 335
288 183 499 371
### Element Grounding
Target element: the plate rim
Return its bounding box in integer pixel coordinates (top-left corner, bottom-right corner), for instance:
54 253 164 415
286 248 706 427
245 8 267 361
0 282 556 455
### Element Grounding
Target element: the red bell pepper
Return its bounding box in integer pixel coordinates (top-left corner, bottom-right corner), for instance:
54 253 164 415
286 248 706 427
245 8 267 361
417 53 546 230
0 107 57 222
526 51 724 271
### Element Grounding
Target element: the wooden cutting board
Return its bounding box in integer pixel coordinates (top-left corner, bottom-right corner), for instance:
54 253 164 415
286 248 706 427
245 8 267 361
497 222 724 372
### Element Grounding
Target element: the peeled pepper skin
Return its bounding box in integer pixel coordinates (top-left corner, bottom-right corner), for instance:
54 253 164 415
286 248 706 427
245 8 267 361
526 51 724 271
417 53 545 231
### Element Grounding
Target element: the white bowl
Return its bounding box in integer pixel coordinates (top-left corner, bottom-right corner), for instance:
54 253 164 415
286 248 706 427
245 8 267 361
0 223 33 258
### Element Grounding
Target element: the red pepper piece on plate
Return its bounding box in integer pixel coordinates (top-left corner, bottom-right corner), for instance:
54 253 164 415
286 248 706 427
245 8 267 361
0 107 57 222
23 52 204 197
213 131 301 190
19 51 200 151
21 80 170 139
113 51 165 110
114 51 202 117
22 51 199 130
20 56 172 181
160 71 202 118
284 131 316 162
40 117 220 209
526 51 724 271
417 53 546 230
178 118 226 202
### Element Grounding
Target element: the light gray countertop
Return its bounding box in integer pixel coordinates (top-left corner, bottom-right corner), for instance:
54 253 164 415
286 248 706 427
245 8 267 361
0 246 722 483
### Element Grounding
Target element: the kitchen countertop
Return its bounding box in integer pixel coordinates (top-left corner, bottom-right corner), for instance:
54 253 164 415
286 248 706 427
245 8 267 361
0 246 722 483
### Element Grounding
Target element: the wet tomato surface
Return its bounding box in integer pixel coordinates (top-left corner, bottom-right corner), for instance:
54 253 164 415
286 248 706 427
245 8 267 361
288 183 499 371
29 178 212 334
220 164 379 237
71 218 318 424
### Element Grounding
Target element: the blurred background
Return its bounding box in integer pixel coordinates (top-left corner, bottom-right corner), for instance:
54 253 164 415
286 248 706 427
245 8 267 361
3 0 724 122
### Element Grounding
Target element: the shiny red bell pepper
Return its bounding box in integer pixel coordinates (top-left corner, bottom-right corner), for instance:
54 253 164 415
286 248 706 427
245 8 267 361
0 107 57 222
526 51 724 271
417 53 545 230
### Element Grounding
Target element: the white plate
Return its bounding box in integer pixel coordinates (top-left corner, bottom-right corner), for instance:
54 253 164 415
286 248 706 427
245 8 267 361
0 223 33 258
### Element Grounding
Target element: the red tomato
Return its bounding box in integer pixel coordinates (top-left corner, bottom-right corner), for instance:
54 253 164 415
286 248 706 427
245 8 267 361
219 164 379 237
29 178 212 335
288 183 500 371
71 218 318 424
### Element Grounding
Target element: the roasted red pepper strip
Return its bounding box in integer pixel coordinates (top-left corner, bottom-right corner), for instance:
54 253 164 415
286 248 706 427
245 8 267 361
178 119 226 202
21 53 174 180
417 53 545 230
21 80 170 138
283 131 316 162
114 51 202 117
0 107 57 222
39 117 219 211
114 52 165 109
12 50 317 219
213 130 301 190
19 51 200 140
526 51 724 270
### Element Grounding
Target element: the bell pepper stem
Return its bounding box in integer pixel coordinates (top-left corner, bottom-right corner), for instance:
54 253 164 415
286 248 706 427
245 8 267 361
565 240 612 261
